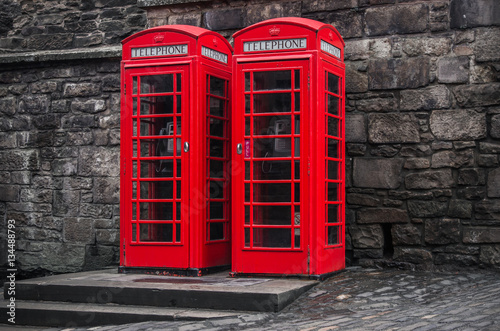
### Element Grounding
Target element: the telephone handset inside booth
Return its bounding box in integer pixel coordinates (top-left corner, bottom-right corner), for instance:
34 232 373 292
156 122 181 173
268 119 291 156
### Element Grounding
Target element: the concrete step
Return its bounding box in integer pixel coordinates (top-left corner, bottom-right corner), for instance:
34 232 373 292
3 268 318 327
0 297 242 327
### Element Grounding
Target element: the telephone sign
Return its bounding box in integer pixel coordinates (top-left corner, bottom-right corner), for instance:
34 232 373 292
120 25 233 275
231 18 346 279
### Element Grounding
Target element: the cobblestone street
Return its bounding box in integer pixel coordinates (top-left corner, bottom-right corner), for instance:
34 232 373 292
40 267 500 331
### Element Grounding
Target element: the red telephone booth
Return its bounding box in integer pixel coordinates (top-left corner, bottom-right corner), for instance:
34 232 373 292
231 18 345 279
120 26 232 275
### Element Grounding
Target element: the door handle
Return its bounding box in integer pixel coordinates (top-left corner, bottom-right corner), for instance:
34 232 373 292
236 143 242 155
184 142 189 153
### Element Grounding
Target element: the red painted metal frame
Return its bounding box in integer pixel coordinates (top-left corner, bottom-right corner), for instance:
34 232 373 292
231 18 345 277
120 25 233 272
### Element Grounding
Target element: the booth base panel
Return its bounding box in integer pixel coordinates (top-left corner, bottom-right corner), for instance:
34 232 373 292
229 269 344 281
118 265 230 277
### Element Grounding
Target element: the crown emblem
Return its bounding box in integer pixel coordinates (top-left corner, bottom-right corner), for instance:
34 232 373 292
213 38 218 47
154 34 164 43
269 26 280 36
329 31 334 41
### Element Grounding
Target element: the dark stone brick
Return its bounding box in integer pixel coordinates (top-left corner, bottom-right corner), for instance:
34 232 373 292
368 57 429 90
346 63 368 93
450 0 500 29
452 83 500 108
302 0 358 12
463 227 500 243
64 83 101 97
400 85 451 111
408 200 448 218
431 150 474 169
0 97 17 116
345 114 366 143
27 33 73 50
73 33 104 48
430 109 487 141
479 245 500 266
475 200 500 221
479 142 500 154
368 113 420 144
435 253 478 266
448 200 472 218
358 208 410 224
80 203 113 219
19 95 50 114
0 150 40 171
53 190 80 217
321 10 363 39
487 168 500 198
474 28 500 62
347 193 380 207
52 159 78 176
457 187 486 200
64 218 93 243
0 184 19 202
205 8 245 31
79 147 119 177
392 224 422 245
425 219 460 244
458 168 486 186
393 247 432 264
365 4 428 36
350 224 384 249
437 56 469 83
405 169 454 190
33 114 61 130
245 2 301 26
94 177 119 204
353 158 404 189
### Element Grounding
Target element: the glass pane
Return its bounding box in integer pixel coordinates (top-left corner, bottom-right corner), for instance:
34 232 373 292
141 74 174 94
327 139 340 159
245 117 251 136
176 95 181 113
209 181 224 199
132 181 137 199
140 96 174 115
294 161 300 179
209 222 225 241
210 76 225 97
133 140 137 157
254 138 291 158
139 223 173 242
253 93 291 113
175 223 181 242
140 117 176 136
253 160 291 180
132 203 137 220
139 202 173 220
210 201 224 219
132 161 138 178
295 183 300 202
328 182 339 202
295 93 300 112
245 205 250 224
294 70 300 90
245 95 250 114
133 119 138 136
209 117 224 137
253 228 291 248
176 180 181 198
176 73 182 92
253 70 291 91
245 161 250 180
327 225 341 245
245 183 250 202
140 138 180 157
253 115 291 136
253 183 291 202
245 72 250 91
176 202 181 220
133 77 137 94
253 205 291 225
328 95 339 116
209 97 225 117
328 160 339 180
245 228 250 247
328 116 339 137
132 223 137 241
176 159 181 177
209 160 224 178
133 98 137 115
209 139 224 158
294 138 300 157
328 72 339 94
140 181 173 200
327 204 339 223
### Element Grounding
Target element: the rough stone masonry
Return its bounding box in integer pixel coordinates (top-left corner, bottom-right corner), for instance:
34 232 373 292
0 0 499 276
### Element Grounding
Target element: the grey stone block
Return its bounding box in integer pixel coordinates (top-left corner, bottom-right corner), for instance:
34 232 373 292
358 208 410 224
408 200 448 218
425 219 461 244
437 56 469 83
400 85 451 111
368 57 429 90
368 113 420 144
353 158 404 189
487 168 500 198
450 0 500 29
405 169 454 189
430 109 486 141
345 114 367 143
350 224 384 249
365 4 429 36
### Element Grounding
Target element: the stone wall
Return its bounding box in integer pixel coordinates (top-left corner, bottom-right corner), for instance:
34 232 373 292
0 0 147 275
0 0 499 275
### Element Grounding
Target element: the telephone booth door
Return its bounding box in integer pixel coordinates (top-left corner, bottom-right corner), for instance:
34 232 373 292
120 25 233 274
232 18 345 278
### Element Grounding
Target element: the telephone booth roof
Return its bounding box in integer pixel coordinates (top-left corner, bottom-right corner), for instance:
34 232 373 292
122 25 233 62
233 17 344 61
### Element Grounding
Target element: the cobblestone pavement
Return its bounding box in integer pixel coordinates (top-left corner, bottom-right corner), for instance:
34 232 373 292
46 267 500 331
